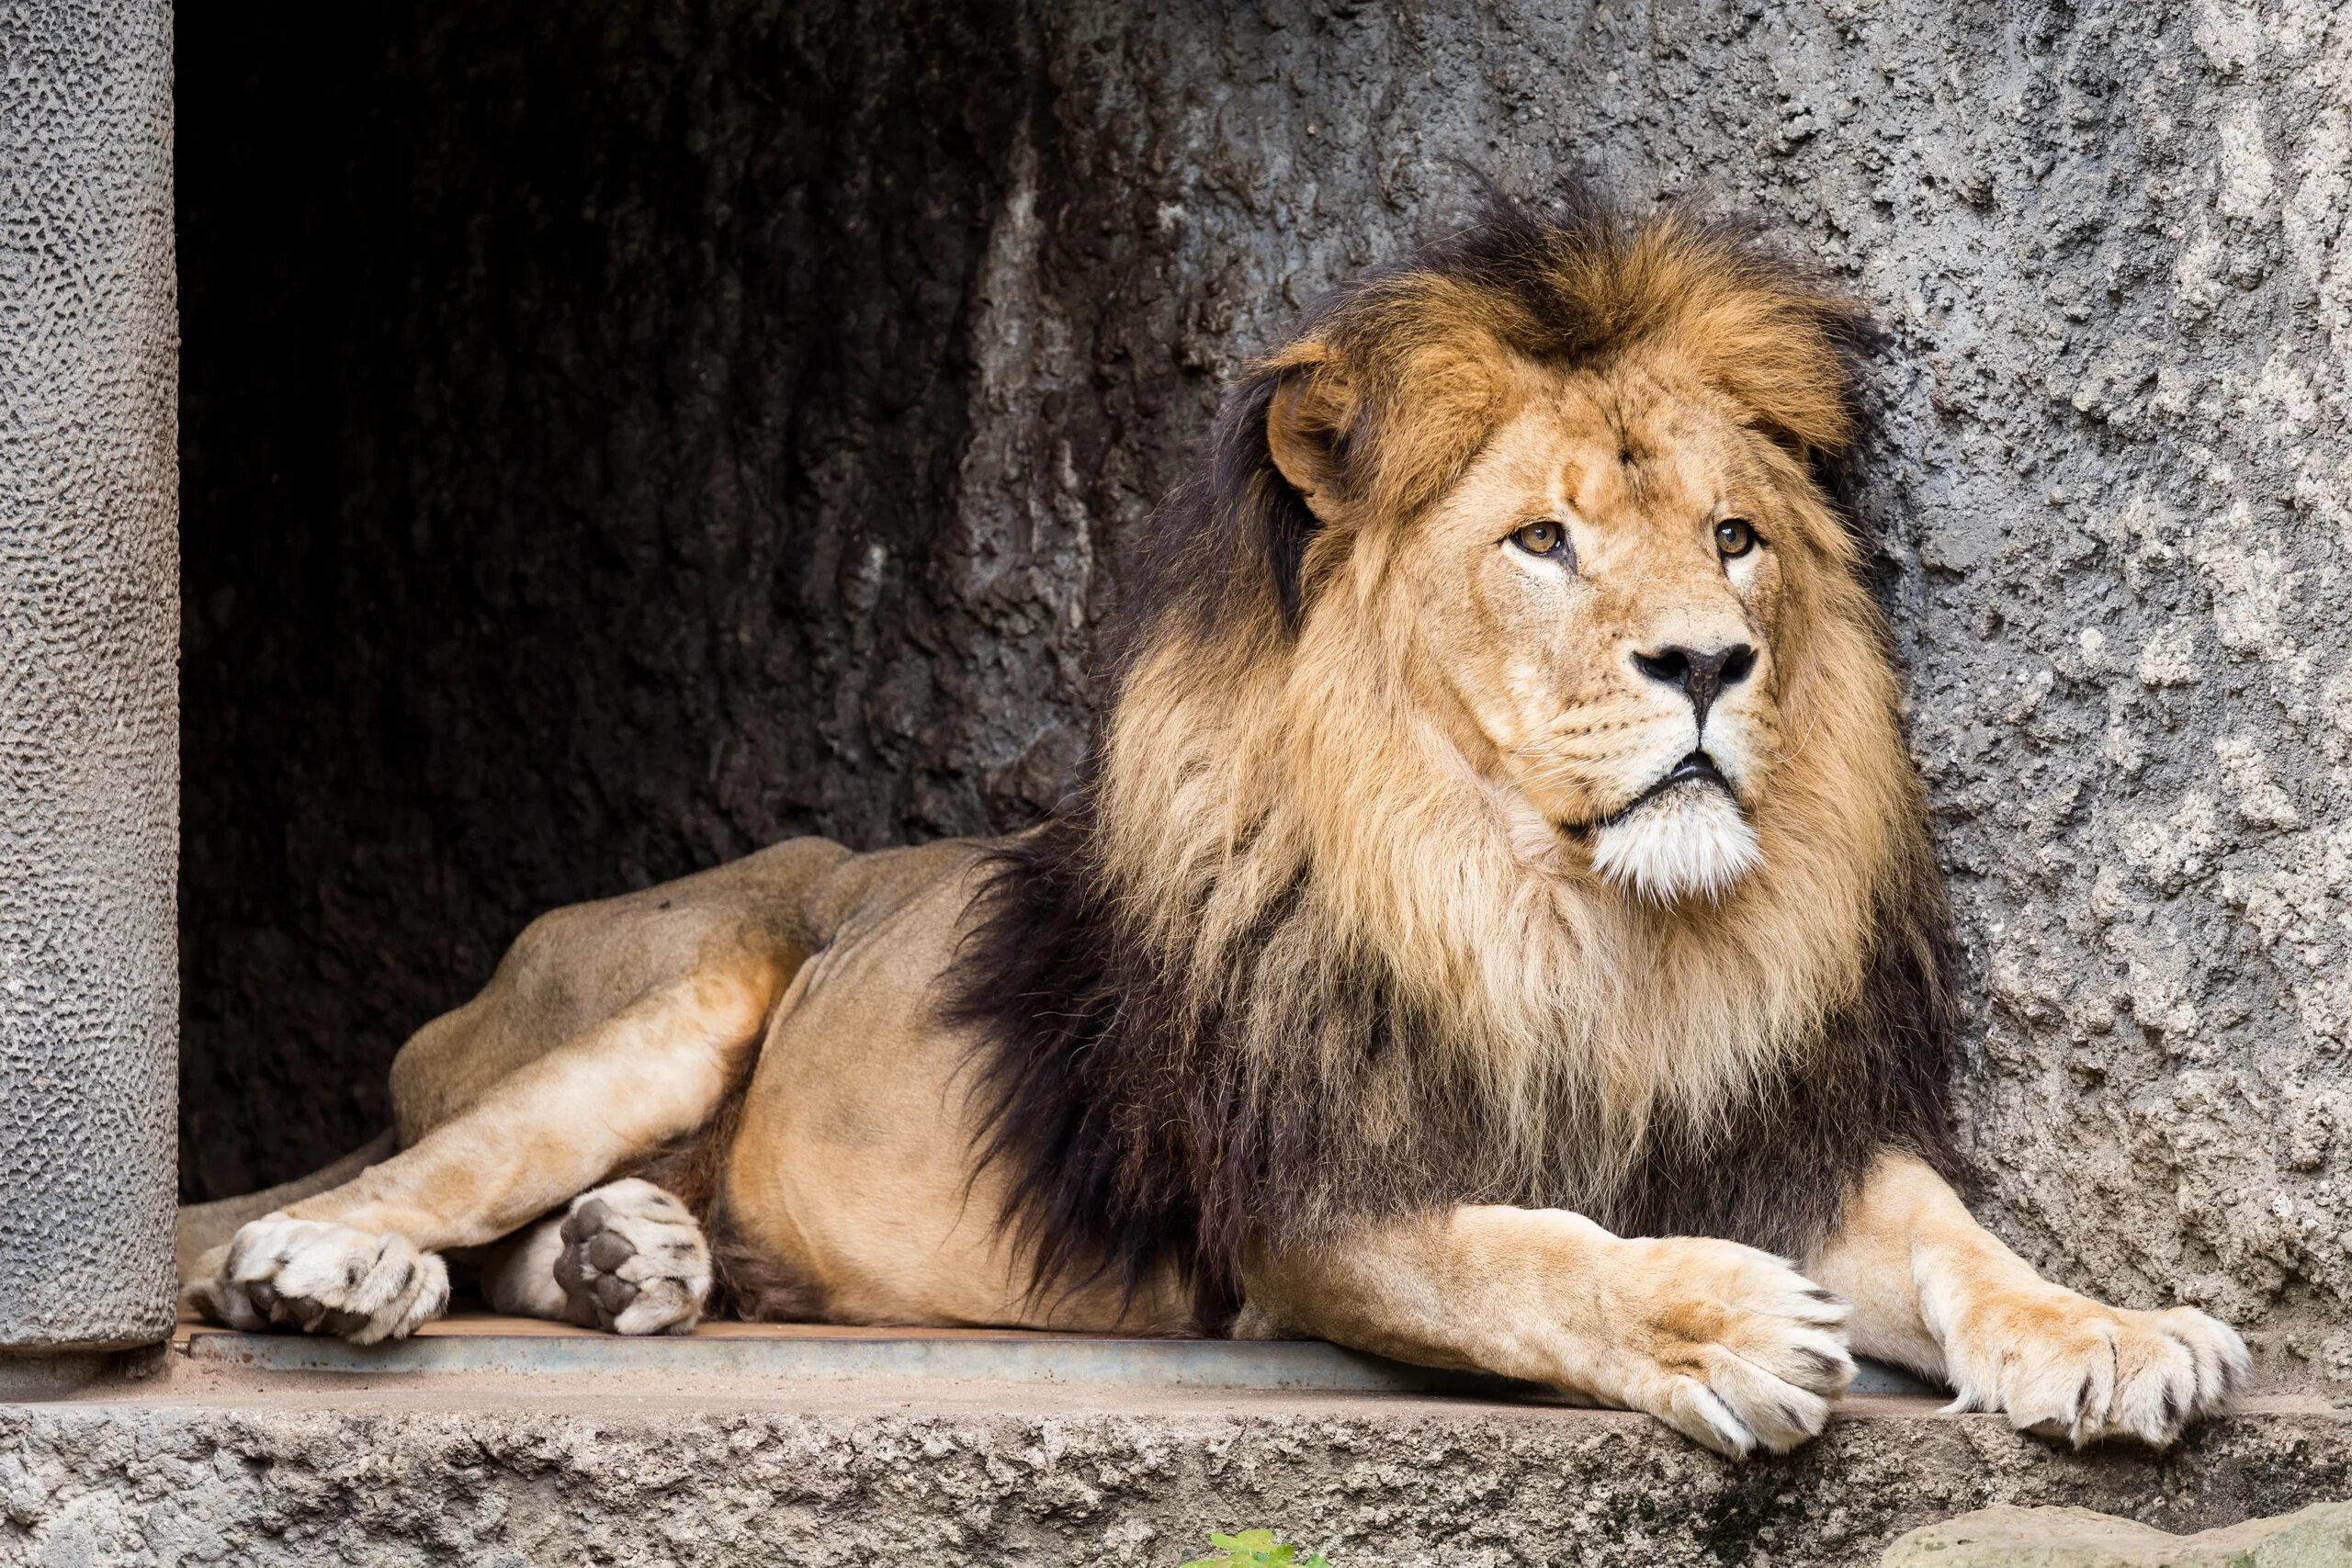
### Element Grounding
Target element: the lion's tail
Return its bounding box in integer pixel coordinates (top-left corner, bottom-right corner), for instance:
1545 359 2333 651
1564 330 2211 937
175 1130 400 1280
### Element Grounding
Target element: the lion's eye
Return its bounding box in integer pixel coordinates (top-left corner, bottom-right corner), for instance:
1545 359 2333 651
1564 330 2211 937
1511 520 1569 559
1714 518 1758 558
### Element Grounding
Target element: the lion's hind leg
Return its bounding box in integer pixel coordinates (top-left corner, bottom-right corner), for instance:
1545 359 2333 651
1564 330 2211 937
481 1179 713 1335
188 958 783 1341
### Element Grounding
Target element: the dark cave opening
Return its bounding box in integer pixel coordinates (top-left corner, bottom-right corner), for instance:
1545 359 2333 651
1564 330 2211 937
174 1 1061 1197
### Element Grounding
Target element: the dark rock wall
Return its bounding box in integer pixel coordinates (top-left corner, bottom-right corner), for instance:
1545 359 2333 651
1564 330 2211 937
180 0 2351 1384
178 1 1052 1195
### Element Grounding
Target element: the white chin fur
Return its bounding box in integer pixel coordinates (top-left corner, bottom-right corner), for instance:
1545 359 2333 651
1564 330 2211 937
1590 784 1760 904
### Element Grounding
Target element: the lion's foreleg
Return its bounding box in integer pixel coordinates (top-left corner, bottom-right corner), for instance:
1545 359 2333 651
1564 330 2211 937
188 966 774 1341
1240 1205 1854 1458
1804 1150 2250 1446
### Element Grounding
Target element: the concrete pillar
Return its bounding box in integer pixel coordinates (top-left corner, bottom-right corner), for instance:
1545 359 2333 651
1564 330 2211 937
0 0 179 1388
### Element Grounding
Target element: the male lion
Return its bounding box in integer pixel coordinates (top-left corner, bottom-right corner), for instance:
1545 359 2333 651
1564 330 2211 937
185 193 2248 1457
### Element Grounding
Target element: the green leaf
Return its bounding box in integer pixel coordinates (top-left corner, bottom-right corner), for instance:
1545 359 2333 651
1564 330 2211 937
1182 1529 1329 1568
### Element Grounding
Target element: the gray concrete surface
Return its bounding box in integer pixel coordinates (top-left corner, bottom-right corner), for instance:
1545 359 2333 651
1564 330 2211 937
3 1366 2348 1568
0 0 178 1355
172 0 2350 1393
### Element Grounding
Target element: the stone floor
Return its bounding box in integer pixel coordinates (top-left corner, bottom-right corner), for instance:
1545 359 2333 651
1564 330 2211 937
2 1324 2347 1566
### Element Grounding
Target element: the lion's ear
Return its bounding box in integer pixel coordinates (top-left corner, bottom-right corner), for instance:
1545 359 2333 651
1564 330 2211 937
1264 355 1358 525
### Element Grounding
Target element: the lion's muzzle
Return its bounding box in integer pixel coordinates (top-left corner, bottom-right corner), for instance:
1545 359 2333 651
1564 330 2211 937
1589 750 1760 905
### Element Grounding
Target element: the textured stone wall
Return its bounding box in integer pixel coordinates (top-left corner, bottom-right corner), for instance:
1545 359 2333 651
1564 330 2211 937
0 0 179 1349
3 1396 2349 1567
178 0 2351 1386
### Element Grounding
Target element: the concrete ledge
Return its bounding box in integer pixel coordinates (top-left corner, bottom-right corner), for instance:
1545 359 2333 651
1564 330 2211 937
2 1348 2345 1567
171 1314 1938 1395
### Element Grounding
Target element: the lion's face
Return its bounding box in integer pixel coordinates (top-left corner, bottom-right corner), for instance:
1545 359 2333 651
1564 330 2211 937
1397 363 1810 904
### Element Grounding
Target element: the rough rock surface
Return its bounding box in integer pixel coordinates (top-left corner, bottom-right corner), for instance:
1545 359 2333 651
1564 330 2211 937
1883 1500 2352 1567
176 0 2352 1388
2 1390 2349 1568
0 0 179 1348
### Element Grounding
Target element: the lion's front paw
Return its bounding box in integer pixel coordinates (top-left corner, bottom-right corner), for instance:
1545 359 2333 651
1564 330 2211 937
193 1213 450 1344
1590 1235 1856 1459
1939 1286 2249 1448
553 1179 712 1335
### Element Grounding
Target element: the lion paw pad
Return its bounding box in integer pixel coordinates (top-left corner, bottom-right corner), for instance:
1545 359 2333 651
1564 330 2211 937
553 1179 711 1336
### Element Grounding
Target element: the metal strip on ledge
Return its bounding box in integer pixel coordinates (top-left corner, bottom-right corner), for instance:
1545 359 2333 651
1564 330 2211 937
177 1318 1937 1395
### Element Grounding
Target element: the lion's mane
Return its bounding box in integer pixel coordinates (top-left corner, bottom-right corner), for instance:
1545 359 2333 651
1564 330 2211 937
945 188 1959 1327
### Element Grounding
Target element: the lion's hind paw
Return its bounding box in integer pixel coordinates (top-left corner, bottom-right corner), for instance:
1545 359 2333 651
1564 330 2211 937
553 1178 713 1336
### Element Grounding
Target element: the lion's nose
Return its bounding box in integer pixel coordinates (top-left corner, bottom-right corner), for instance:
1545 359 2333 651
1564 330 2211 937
1631 641 1756 727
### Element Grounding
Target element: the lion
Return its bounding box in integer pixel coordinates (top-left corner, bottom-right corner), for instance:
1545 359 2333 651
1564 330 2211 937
182 190 2248 1457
